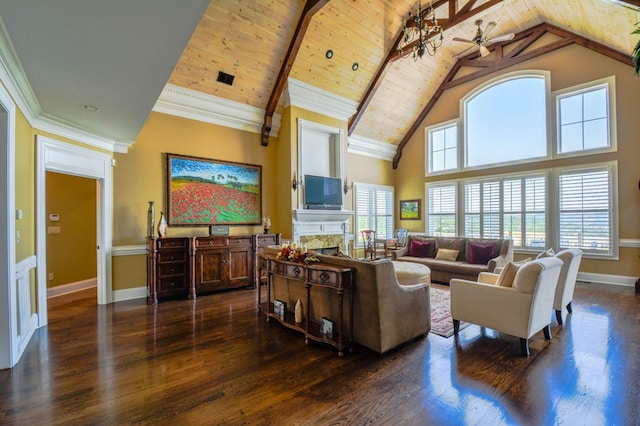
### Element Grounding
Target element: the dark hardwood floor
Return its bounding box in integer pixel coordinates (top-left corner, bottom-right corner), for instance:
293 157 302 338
1 282 638 425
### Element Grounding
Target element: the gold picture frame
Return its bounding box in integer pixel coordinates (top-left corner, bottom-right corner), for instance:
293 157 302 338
399 199 421 220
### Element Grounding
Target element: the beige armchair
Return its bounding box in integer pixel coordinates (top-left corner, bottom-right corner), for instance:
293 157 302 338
450 257 563 356
553 248 583 325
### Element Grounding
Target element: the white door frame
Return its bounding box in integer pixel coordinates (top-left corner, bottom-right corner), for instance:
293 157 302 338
0 79 16 369
36 136 113 326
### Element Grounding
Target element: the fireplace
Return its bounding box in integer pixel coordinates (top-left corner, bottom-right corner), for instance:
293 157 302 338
291 209 353 255
315 246 339 255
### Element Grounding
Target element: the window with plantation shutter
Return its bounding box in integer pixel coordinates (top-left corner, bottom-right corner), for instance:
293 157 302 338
427 184 456 236
354 184 394 248
558 167 612 253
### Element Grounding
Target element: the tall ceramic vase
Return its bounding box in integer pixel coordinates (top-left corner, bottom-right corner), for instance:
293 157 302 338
147 201 155 238
157 212 168 238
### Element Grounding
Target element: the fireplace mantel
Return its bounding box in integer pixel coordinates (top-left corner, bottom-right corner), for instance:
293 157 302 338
291 209 353 223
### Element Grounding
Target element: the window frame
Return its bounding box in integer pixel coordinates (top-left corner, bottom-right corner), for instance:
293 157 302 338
353 183 394 248
553 76 617 158
425 119 460 176
425 161 618 259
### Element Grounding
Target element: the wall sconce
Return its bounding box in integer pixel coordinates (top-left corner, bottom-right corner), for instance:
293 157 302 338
292 171 302 191
343 178 353 195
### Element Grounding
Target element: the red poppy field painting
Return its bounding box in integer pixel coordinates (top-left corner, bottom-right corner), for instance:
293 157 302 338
167 154 262 226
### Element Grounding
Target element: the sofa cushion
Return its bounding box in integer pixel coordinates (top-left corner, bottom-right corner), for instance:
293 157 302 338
536 248 555 259
467 241 497 264
408 239 432 258
435 248 459 261
409 236 437 257
436 237 466 261
496 262 520 287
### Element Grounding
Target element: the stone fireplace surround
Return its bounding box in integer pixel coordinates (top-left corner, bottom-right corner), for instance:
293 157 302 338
291 209 353 255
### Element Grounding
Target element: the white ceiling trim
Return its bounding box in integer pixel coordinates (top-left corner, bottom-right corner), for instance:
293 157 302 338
285 77 358 122
348 134 396 161
153 84 281 137
0 17 128 153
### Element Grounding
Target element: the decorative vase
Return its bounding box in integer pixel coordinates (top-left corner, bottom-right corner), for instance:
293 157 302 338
147 201 155 238
294 299 303 323
263 216 271 234
157 212 168 238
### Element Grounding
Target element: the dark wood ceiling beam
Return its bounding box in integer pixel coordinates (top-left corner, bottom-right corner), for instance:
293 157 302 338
619 0 640 7
348 0 504 135
392 22 633 168
260 0 328 146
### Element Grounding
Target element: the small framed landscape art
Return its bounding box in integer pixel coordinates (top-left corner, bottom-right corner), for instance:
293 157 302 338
399 199 421 220
167 153 262 226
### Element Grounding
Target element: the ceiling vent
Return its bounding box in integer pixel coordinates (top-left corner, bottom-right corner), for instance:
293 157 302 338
217 71 235 86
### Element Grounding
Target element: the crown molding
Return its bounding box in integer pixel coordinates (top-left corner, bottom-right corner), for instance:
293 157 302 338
348 134 396 161
153 84 281 137
285 77 358 122
0 17 130 153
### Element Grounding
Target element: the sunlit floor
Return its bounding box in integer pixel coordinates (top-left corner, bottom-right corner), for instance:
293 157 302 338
0 282 638 425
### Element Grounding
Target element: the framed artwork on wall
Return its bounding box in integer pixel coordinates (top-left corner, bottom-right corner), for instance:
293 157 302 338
166 153 262 226
399 199 421 220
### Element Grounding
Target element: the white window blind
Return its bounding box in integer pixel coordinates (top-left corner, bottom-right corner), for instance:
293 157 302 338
354 184 394 247
463 175 546 249
427 184 456 236
558 168 611 252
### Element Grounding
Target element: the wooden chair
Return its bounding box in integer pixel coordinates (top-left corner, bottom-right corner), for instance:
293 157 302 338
360 229 376 260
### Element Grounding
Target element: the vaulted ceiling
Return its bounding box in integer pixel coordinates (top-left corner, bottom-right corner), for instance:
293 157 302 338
0 0 638 159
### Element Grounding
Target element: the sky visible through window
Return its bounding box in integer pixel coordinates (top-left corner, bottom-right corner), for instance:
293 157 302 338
466 77 547 167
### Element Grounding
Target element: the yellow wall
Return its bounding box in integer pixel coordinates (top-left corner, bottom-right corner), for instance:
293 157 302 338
45 172 97 287
393 44 640 277
14 107 35 262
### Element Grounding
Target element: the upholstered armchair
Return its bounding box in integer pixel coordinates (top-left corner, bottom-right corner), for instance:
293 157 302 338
450 257 563 356
553 248 583 325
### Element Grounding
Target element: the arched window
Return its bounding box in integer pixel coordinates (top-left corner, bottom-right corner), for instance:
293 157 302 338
464 74 547 167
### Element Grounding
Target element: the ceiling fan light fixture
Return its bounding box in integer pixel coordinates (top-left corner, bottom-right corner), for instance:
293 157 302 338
480 45 490 57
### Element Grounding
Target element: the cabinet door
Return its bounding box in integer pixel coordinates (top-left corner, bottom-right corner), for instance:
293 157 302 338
195 249 225 292
227 246 252 289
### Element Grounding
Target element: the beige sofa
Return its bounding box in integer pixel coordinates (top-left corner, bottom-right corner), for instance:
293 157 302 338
391 234 513 284
266 250 431 354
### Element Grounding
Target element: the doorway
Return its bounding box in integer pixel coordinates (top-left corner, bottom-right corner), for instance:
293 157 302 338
36 136 113 327
45 172 98 299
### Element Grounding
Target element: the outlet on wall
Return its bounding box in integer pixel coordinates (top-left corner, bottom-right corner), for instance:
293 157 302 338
48 273 54 281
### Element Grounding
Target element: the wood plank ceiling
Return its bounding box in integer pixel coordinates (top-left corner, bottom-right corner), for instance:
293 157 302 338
168 0 640 165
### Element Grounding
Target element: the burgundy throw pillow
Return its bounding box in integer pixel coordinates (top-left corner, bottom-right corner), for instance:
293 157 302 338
408 240 431 258
467 242 497 265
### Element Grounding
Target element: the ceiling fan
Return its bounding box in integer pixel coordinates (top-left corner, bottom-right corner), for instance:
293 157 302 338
453 19 515 57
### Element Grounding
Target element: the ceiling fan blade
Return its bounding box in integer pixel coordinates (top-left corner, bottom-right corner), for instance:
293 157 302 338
488 33 515 43
483 22 497 39
452 37 474 44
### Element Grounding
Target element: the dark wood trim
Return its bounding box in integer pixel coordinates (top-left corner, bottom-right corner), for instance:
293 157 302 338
348 0 505 135
392 22 633 168
260 0 328 146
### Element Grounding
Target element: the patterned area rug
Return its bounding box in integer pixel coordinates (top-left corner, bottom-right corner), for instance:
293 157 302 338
430 284 470 338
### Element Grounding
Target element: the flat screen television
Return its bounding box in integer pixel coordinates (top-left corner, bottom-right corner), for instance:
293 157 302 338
304 175 342 210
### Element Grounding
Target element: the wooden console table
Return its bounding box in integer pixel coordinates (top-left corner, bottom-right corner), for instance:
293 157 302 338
258 255 354 356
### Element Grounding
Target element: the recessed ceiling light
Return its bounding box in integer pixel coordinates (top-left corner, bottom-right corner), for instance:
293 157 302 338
352 63 359 71
326 49 333 59
83 105 100 112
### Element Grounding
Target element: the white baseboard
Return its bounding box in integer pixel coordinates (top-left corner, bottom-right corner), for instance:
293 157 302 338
113 286 147 302
577 272 637 287
47 278 97 298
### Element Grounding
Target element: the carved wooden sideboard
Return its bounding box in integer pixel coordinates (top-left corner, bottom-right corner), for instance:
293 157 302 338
147 234 279 304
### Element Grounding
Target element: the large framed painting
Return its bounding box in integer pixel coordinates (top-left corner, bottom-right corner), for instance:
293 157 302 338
399 199 421 220
167 153 262 226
